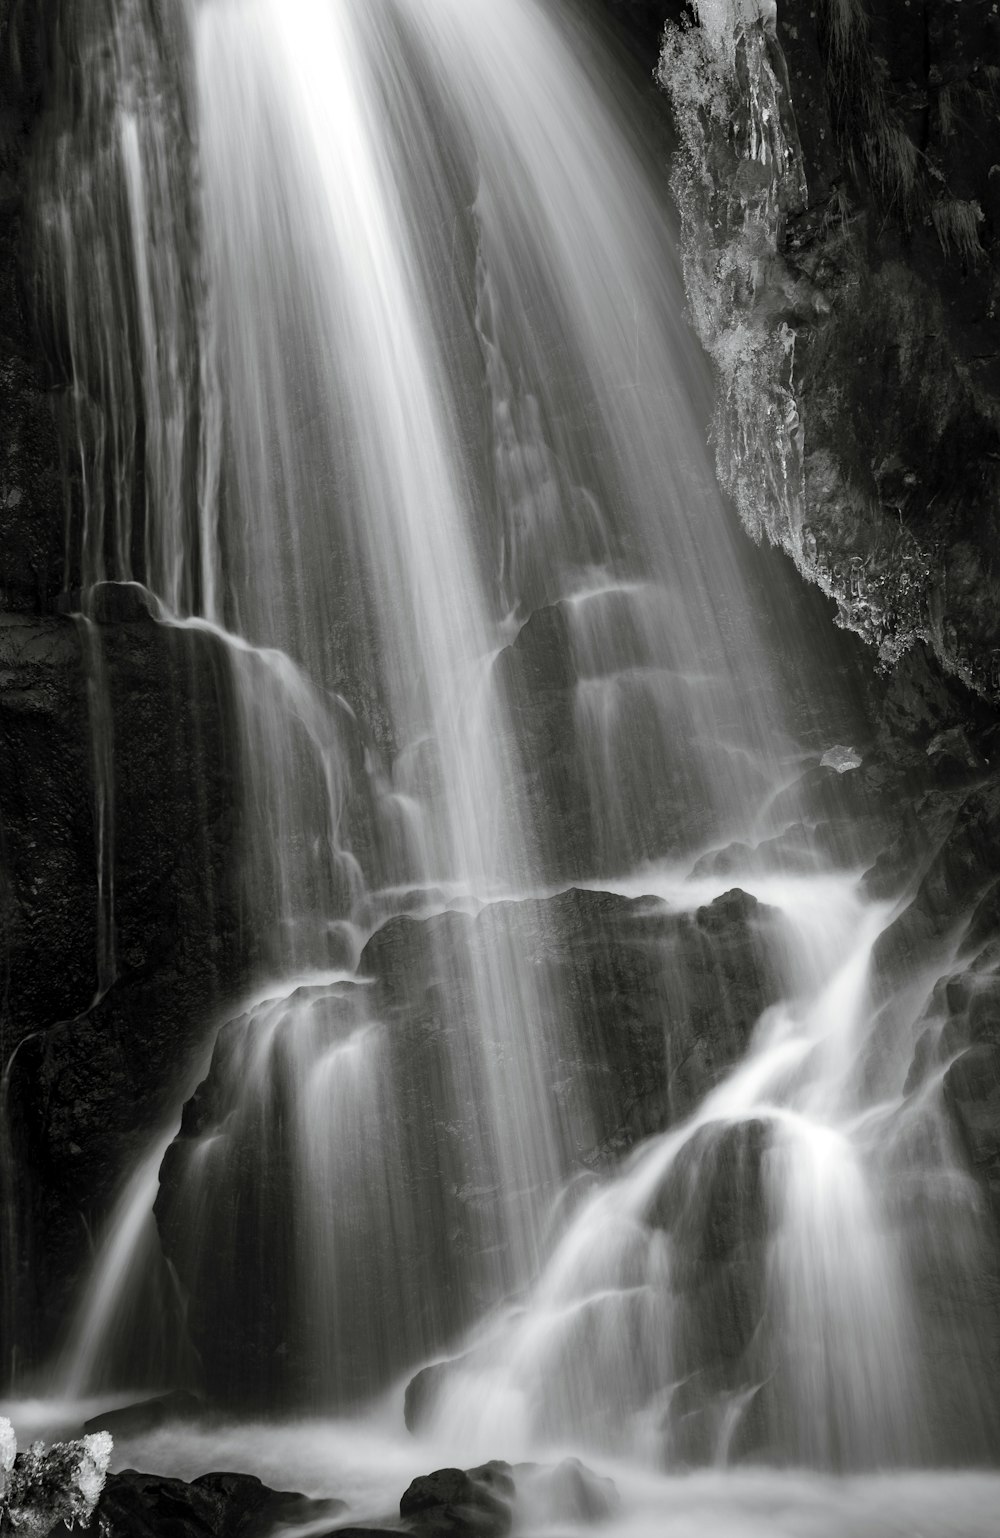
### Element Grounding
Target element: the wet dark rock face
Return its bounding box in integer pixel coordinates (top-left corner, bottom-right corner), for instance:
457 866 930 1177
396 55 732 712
2 609 249 1374
399 1462 514 1538
0 0 64 614
155 883 785 1406
68 1457 616 1538
660 0 1000 703
1 3 252 1377
67 1468 347 1538
598 2 682 66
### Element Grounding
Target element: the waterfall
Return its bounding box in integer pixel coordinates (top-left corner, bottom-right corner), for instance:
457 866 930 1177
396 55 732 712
14 0 999 1484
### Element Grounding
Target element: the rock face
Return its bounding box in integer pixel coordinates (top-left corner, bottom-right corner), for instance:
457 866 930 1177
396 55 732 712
1 606 249 1376
155 884 784 1407
659 0 1000 703
648 1116 773 1372
0 2 256 1380
0 0 65 615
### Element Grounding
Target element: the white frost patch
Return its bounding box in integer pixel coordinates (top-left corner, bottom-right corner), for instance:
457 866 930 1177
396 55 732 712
694 1 775 62
821 744 863 774
0 1419 113 1535
659 3 811 561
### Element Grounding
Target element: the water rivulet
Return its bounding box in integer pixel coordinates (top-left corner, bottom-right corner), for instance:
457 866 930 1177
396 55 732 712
10 0 1000 1494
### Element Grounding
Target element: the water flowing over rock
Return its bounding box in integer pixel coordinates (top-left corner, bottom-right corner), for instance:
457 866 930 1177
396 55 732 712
1 0 1000 1524
155 885 785 1406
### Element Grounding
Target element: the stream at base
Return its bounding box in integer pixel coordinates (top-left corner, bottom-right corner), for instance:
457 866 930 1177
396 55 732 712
5 1399 1000 1538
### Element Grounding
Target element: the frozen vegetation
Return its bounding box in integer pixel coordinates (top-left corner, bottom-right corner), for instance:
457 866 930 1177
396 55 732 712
0 1419 111 1536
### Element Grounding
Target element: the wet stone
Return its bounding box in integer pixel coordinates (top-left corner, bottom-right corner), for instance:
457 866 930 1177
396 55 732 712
71 1468 346 1538
514 1458 620 1526
399 1462 514 1538
82 1390 205 1439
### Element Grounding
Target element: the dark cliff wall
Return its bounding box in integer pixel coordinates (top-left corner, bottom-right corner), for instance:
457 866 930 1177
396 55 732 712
779 0 1000 698
660 0 1000 701
657 0 1000 1360
0 2 250 1378
0 0 63 614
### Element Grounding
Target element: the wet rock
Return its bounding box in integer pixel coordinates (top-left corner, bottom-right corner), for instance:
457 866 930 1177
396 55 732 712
944 1045 1000 1220
869 782 1000 1012
514 1458 619 1526
403 1358 455 1434
2 611 249 1375
73 1468 346 1538
82 1390 206 1439
158 885 783 1406
600 3 686 70
492 598 744 879
647 1117 774 1384
399 1462 513 1538
491 605 589 880
320 1530 403 1537
0 19 67 616
660 1 1000 702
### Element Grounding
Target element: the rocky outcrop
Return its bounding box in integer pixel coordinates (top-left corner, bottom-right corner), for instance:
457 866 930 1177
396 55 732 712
70 1468 346 1538
1 606 249 1376
67 1456 617 1538
1 2 257 1382
659 1 1000 702
0 0 64 613
155 884 784 1407
399 1463 513 1538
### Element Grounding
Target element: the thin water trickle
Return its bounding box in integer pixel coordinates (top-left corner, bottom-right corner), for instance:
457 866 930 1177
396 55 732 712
11 0 997 1504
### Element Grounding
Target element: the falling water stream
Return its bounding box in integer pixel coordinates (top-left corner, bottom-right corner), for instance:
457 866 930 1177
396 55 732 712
6 0 1000 1532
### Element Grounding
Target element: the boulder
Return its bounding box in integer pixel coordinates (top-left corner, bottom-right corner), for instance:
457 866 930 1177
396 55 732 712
514 1458 619 1526
82 1391 206 1439
399 1462 513 1538
71 1468 345 1538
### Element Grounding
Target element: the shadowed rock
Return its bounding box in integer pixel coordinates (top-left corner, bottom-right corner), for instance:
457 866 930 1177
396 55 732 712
69 1468 345 1538
399 1462 514 1538
158 885 783 1407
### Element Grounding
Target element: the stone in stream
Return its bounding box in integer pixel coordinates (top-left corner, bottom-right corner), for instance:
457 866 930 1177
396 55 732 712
398 1462 514 1538
46 1455 622 1538
514 1458 620 1525
82 1390 206 1439
67 1468 347 1537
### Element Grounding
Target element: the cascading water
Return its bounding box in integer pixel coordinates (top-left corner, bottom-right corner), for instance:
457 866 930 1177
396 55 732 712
8 0 1000 1522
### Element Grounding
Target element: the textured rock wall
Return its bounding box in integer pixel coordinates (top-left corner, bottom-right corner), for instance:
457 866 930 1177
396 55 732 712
0 0 63 613
0 2 251 1379
155 885 786 1407
659 0 1000 700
